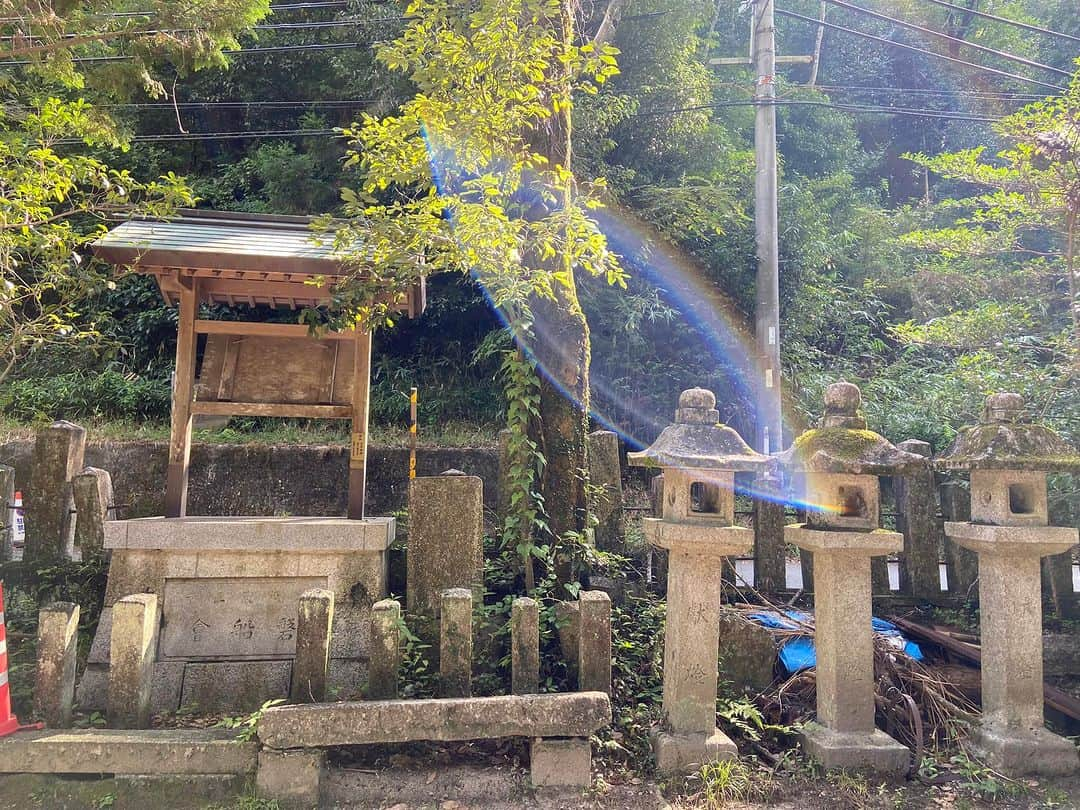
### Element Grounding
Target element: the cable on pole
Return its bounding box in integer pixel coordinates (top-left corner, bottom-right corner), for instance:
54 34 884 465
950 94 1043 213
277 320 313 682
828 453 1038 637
631 98 1006 122
775 7 1066 92
818 0 1072 78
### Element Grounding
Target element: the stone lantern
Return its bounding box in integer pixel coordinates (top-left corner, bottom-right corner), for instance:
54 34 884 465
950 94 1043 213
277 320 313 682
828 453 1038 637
628 388 768 773
777 382 924 774
936 393 1079 775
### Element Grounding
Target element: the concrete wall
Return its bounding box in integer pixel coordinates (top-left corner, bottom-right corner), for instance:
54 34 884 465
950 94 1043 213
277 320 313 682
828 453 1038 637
0 440 498 520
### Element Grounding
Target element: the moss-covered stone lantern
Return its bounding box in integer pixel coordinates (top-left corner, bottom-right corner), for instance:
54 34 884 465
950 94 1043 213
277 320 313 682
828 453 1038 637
628 388 768 774
936 393 1080 775
777 381 925 774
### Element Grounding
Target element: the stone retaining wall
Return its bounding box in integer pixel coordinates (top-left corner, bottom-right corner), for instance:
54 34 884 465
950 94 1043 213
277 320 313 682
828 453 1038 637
0 440 499 520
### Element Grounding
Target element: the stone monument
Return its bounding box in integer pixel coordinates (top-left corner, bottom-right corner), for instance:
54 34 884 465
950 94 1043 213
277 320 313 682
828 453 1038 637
777 381 924 774
628 388 768 773
936 392 1079 775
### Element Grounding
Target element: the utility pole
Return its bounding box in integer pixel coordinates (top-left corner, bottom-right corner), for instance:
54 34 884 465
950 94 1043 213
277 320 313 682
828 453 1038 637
752 0 781 456
711 0 811 454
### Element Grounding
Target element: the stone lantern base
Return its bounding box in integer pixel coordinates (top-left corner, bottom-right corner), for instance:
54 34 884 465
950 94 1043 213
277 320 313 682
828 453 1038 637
944 521 1079 777
787 526 908 775
799 723 909 775
970 724 1079 776
652 728 738 774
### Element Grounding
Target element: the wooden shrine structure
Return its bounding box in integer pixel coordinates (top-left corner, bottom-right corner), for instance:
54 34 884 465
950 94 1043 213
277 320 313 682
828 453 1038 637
92 209 426 519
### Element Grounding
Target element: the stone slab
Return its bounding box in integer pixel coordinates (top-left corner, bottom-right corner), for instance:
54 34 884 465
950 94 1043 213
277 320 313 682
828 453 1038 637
0 729 257 775
786 525 904 556
258 692 612 749
530 738 592 787
653 728 737 774
640 519 753 555
799 723 909 775
943 521 1078 557
180 661 292 714
160 576 323 660
970 725 1079 776
105 516 395 551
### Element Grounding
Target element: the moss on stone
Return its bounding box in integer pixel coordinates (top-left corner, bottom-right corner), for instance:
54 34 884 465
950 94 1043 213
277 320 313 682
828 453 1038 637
937 423 1080 472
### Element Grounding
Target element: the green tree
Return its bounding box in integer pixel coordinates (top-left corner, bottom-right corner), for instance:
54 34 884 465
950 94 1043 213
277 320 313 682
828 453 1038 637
326 0 623 590
0 0 270 382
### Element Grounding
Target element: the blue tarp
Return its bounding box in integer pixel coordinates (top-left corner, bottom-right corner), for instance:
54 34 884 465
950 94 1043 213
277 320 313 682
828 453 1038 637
744 610 924 674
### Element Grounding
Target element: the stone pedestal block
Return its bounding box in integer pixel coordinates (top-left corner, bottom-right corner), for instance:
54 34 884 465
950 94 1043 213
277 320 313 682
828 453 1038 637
439 588 472 698
787 526 907 772
530 737 592 787
945 521 1079 775
256 748 324 809
108 594 159 729
367 598 401 700
653 728 738 774
799 723 909 775
25 421 86 562
587 430 623 552
717 606 776 694
407 473 483 615
511 597 539 695
72 467 114 556
34 602 80 728
578 591 611 694
77 516 393 713
292 588 333 703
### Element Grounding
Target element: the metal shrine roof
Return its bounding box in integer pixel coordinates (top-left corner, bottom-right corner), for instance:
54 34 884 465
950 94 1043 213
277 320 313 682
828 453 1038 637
91 209 425 315
92 210 348 277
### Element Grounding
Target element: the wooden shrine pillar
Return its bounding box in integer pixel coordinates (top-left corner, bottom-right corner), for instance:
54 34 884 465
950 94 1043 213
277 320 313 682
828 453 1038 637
165 276 199 518
348 330 372 519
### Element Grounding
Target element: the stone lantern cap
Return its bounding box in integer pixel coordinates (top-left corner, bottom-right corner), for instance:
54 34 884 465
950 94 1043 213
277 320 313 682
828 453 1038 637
627 388 768 472
776 382 925 475
935 393 1080 473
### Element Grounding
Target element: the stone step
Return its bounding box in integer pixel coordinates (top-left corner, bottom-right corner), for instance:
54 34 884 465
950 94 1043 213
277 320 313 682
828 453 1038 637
0 729 257 775
258 692 611 749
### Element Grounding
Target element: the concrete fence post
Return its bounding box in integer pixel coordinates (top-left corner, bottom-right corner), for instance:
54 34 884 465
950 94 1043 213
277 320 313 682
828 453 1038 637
108 593 159 728
72 467 114 557
34 602 80 727
511 597 539 695
578 591 611 694
367 598 401 700
439 588 472 698
25 421 86 562
291 588 334 703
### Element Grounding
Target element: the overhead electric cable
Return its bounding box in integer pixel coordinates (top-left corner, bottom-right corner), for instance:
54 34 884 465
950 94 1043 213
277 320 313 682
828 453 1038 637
917 0 1080 46
631 98 1007 122
775 7 1066 92
806 84 1047 100
818 0 1072 78
1 39 380 66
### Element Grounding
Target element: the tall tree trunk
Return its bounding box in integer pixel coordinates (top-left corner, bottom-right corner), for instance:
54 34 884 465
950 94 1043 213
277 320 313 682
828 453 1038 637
523 0 592 593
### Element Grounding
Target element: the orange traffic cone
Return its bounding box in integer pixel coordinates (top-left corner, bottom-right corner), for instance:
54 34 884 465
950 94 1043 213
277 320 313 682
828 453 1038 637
0 581 43 737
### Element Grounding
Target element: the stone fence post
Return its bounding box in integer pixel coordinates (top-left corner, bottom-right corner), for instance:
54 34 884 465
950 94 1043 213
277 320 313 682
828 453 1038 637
0 465 13 562
73 467 115 557
895 440 944 601
35 602 80 727
24 421 86 562
407 471 484 616
587 430 623 552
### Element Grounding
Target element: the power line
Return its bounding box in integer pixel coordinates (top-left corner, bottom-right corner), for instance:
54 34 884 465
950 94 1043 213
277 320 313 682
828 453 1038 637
775 7 1066 92
819 0 1072 78
1 39 380 66
0 2 354 23
806 85 1047 101
53 127 339 145
917 0 1080 46
631 98 1006 122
